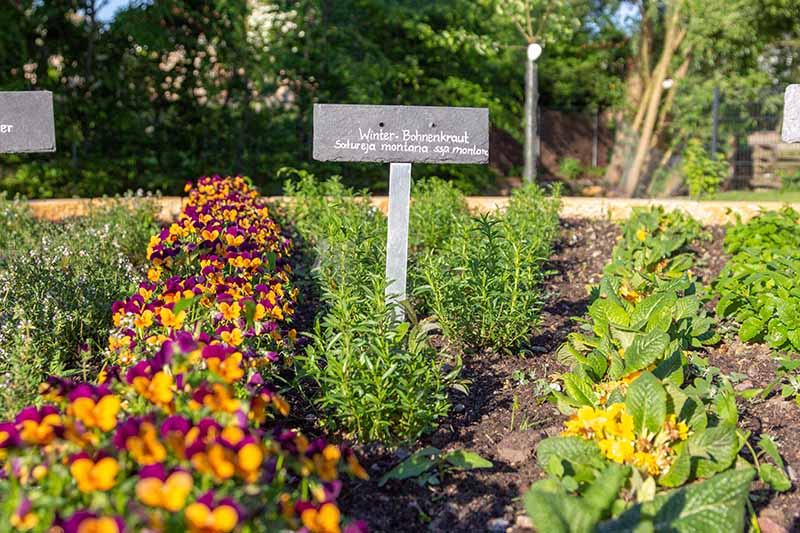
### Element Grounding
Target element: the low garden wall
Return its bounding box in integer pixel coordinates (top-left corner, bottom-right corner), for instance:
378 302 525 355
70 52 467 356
27 195 800 225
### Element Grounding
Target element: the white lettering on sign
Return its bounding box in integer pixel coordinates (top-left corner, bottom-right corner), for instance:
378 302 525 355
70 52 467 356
0 124 14 134
331 128 487 158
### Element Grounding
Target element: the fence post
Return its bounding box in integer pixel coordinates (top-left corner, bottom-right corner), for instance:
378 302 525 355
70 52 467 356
711 86 720 155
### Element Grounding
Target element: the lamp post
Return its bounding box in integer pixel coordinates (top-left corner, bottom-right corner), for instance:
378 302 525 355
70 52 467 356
523 43 542 184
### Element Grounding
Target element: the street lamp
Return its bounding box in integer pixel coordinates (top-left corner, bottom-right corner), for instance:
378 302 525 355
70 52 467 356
524 43 542 184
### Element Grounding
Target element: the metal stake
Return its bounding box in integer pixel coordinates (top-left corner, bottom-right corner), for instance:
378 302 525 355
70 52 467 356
385 162 412 321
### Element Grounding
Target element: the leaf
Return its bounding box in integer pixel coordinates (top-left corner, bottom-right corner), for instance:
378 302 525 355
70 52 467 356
625 330 670 373
658 445 691 488
582 463 631 514
759 463 792 492
688 424 740 478
739 317 764 342
523 486 598 533
714 391 738 426
631 292 675 329
650 468 755 532
537 437 604 474
173 294 200 315
591 299 631 328
625 372 667 434
444 450 493 470
378 447 439 486
757 435 785 468
563 373 596 406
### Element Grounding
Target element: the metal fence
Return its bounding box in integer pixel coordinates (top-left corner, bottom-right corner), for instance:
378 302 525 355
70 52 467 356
717 88 796 191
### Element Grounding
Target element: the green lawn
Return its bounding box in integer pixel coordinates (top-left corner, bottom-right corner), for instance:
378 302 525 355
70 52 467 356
702 190 800 202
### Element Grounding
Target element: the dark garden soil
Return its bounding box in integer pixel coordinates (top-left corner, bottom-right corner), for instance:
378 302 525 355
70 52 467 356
339 218 800 533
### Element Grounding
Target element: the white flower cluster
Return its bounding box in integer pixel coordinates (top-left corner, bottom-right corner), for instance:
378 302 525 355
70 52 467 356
246 1 299 55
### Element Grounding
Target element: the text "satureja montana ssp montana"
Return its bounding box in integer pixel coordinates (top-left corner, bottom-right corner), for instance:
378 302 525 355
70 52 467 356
332 127 488 156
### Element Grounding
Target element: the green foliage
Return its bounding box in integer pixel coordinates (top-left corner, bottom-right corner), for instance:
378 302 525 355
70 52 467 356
722 208 800 257
0 192 37 251
0 195 158 418
409 177 471 256
1 0 629 197
558 157 584 180
682 139 727 199
526 460 755 533
779 168 800 192
557 208 717 402
417 184 561 351
378 446 492 487
610 207 706 283
603 468 755 532
524 463 630 533
715 209 800 353
284 173 457 444
536 206 769 528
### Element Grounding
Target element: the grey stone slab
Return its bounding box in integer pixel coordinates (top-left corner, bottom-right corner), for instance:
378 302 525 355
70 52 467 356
0 91 56 153
313 104 488 164
782 84 800 143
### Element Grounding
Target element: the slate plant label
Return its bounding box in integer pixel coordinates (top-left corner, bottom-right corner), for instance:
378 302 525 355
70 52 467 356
782 84 800 144
0 91 56 153
313 104 489 164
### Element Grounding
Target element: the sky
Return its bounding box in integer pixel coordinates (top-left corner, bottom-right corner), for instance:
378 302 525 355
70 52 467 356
97 0 130 22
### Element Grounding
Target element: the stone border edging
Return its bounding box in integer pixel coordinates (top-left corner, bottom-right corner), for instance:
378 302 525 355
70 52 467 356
26 196 800 225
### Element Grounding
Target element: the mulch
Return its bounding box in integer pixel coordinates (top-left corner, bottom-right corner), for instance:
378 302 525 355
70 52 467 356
338 218 800 533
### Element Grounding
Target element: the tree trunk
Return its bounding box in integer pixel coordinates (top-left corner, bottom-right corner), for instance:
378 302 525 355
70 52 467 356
623 3 686 196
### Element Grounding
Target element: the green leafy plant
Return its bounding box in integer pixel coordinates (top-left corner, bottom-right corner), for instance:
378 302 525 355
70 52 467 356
418 184 560 351
609 207 706 286
722 208 800 258
558 157 584 180
682 138 727 199
378 446 492 487
284 173 459 444
0 195 158 418
779 168 800 192
714 211 800 354
409 177 471 256
525 449 755 533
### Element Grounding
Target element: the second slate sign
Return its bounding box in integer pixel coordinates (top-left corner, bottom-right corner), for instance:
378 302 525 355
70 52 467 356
313 104 489 164
0 91 56 154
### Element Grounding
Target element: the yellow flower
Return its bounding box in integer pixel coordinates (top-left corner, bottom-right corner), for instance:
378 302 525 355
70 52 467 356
136 471 193 512
220 328 243 346
69 395 121 432
126 422 168 465
598 438 634 464
206 352 244 383
603 403 635 441
70 457 119 493
237 442 263 483
133 372 174 407
218 302 241 321
73 516 120 533
134 310 155 329
160 307 187 329
301 503 341 533
148 267 162 282
185 502 238 533
632 451 661 476
636 227 647 241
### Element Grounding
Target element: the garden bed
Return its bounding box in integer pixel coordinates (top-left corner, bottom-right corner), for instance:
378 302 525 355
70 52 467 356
342 218 800 533
5 181 800 532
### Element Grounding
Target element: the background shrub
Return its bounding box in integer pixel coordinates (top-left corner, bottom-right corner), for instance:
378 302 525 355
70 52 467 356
681 138 726 199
